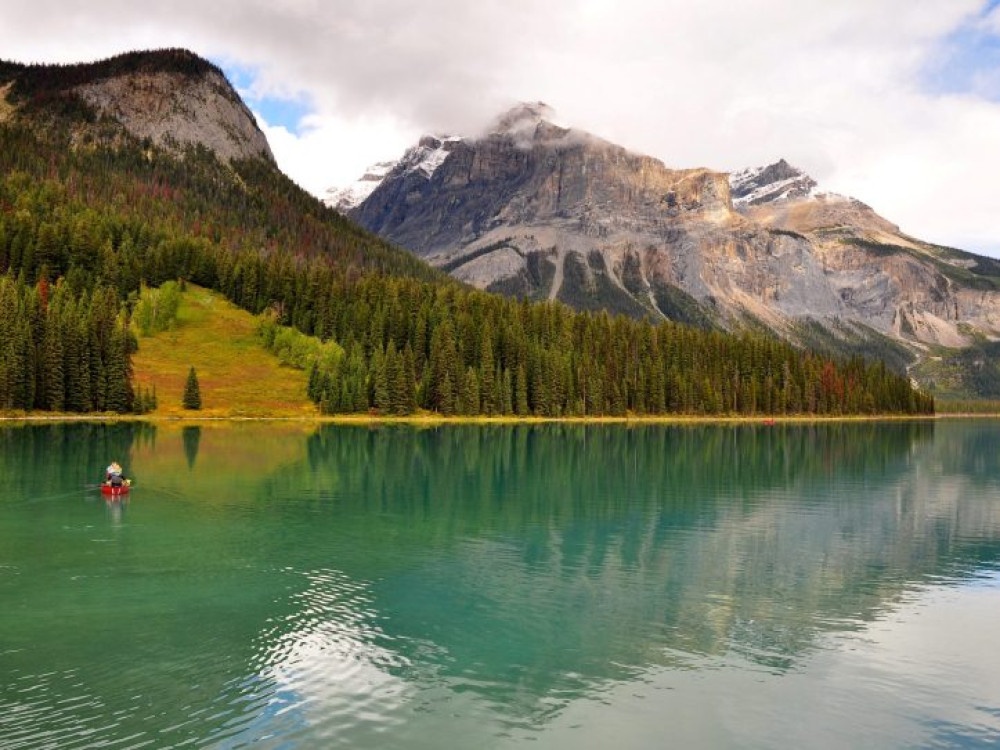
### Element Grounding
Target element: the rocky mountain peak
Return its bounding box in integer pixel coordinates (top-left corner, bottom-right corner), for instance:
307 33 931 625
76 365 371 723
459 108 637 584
325 133 464 213
325 103 583 213
729 158 817 207
1 48 273 164
492 101 557 134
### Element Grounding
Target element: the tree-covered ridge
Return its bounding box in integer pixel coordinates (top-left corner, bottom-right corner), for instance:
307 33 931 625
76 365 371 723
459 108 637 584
0 105 932 417
0 49 225 98
0 122 442 282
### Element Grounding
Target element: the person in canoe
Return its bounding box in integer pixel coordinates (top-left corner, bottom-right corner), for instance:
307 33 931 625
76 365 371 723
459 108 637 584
102 462 132 495
105 461 125 488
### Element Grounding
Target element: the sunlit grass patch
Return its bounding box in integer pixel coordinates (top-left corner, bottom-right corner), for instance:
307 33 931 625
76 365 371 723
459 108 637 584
131 285 317 418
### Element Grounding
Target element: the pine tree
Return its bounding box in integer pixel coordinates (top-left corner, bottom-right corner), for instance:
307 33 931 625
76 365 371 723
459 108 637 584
104 322 131 413
501 368 513 415
515 364 529 416
374 345 391 413
460 368 480 416
479 327 495 415
183 366 202 410
43 317 65 411
391 344 415 415
439 371 455 416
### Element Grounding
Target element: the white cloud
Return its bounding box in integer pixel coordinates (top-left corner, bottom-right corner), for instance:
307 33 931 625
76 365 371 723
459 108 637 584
0 0 998 254
254 111 417 197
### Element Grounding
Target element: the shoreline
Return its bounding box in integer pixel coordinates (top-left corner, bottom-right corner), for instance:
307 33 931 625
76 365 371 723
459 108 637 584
0 412 976 425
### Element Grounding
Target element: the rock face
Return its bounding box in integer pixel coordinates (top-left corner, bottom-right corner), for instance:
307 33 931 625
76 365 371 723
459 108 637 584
75 69 273 163
334 103 1000 384
2 49 273 164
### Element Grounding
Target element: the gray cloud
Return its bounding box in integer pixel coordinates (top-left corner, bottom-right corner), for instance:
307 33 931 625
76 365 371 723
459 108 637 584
2 0 536 129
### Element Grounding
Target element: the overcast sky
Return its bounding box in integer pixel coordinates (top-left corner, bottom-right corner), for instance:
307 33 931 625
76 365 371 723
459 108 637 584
2 0 999 255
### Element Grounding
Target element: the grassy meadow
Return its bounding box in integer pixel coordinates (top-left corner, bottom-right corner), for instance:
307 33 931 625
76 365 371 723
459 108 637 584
131 285 318 418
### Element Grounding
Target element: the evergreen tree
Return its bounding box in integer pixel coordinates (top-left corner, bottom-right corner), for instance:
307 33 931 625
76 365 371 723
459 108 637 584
501 368 513 415
460 368 480 416
373 345 390 414
104 321 131 413
392 344 416 415
43 317 65 411
515 364 529 416
183 366 201 410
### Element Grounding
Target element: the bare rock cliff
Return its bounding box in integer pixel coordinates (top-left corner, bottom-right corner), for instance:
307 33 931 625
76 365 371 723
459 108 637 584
75 68 273 163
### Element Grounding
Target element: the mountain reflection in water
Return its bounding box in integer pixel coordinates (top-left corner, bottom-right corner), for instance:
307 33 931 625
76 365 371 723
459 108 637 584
1 420 999 748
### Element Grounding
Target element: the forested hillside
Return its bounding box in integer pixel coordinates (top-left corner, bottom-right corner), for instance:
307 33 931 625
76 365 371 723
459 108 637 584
0 51 933 416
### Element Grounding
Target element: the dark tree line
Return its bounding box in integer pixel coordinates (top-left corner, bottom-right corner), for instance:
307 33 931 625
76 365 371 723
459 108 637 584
0 275 133 412
0 102 934 417
265 273 930 417
0 49 224 96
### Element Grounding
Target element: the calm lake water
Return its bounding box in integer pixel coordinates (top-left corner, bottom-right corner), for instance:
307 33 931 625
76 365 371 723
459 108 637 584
1 420 1000 749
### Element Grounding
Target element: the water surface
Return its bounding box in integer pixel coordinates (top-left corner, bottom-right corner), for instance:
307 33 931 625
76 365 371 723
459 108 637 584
1 420 999 748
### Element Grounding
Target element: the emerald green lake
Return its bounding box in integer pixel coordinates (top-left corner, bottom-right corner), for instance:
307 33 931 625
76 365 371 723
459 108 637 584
2 421 1000 748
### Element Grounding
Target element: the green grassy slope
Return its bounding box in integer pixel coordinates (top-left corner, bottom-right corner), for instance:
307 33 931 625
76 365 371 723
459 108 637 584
132 285 316 417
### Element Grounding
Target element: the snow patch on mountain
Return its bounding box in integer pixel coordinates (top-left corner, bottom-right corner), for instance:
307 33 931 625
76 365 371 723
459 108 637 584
729 159 818 207
731 173 814 206
409 135 463 177
325 135 463 213
324 160 398 212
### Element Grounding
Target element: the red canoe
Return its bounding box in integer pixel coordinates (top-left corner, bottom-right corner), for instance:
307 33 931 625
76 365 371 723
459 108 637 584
101 481 131 496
